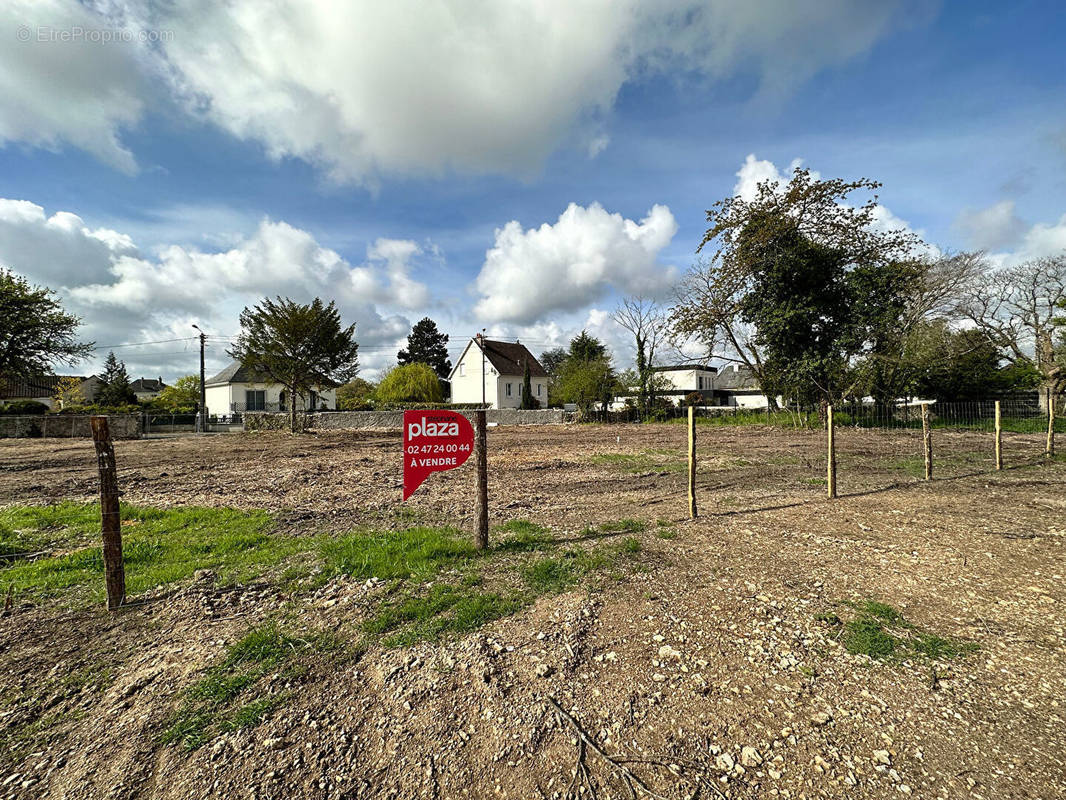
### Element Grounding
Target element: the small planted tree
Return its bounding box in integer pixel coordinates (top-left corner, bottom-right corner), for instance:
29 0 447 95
229 297 359 433
52 376 88 410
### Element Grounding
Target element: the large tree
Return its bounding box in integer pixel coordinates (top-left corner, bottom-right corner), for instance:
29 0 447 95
398 317 451 379
539 347 568 401
901 322 1039 401
672 168 924 408
97 351 136 407
613 296 666 416
555 332 618 413
0 268 93 378
229 297 359 432
955 254 1066 404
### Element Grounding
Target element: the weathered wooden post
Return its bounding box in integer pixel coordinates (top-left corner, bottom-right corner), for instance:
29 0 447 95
994 400 1002 471
921 403 933 481
826 404 837 499
474 409 489 550
90 416 125 611
1047 392 1056 460
687 405 697 518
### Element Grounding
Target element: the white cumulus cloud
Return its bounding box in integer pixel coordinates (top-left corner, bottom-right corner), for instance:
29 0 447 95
0 198 430 378
473 202 679 325
0 0 149 172
1 0 927 180
954 200 1028 251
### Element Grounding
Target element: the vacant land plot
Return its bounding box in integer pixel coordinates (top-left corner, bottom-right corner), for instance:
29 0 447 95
1 425 1064 799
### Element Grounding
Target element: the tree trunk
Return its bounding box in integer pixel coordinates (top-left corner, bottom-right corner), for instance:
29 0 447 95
289 384 298 434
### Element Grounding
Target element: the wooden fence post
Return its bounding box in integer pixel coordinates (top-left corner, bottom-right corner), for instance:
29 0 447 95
687 405 697 519
90 416 125 611
1047 392 1056 460
921 403 933 481
474 410 489 550
994 400 1002 471
826 404 837 499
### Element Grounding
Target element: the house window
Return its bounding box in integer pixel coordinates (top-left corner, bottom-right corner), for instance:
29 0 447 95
459 363 465 377
279 390 287 411
309 391 318 410
245 390 265 411
506 383 512 397
537 383 542 396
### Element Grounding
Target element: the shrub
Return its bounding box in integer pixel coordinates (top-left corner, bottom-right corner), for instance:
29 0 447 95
0 400 50 415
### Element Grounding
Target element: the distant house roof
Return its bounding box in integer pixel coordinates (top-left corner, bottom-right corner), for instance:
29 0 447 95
205 361 339 388
0 375 86 399
476 339 548 378
205 361 269 387
714 365 760 391
650 364 718 374
130 377 167 393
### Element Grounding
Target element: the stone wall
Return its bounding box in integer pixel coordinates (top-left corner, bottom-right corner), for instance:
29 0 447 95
0 414 142 439
244 408 566 432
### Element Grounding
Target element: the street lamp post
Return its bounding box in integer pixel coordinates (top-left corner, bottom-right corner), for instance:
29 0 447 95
191 324 207 432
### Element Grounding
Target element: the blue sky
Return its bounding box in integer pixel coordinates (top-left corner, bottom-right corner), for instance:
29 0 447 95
1 0 1065 380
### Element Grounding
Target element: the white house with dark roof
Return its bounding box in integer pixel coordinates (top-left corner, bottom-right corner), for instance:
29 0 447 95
614 363 777 409
129 377 167 402
204 361 338 416
448 336 548 409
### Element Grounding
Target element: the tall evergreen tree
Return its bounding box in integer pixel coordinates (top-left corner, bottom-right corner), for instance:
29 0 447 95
568 330 607 363
519 359 539 409
97 351 136 406
398 317 451 379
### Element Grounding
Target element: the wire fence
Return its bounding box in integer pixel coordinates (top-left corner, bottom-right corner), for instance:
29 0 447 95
578 395 1062 507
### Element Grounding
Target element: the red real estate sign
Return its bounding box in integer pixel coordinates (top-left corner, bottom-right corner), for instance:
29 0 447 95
402 410 474 500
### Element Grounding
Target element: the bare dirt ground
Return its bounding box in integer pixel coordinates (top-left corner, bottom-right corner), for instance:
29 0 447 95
1 424 1064 799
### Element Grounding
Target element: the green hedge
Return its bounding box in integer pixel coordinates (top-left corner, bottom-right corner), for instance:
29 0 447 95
0 400 50 415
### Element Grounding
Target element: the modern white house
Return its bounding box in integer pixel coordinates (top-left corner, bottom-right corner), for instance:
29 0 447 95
613 363 777 409
448 336 548 409
204 361 338 417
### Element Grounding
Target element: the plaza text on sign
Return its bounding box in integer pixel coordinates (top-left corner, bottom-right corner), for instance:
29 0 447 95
402 410 475 500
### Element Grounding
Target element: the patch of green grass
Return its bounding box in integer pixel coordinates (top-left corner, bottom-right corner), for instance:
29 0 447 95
364 584 524 648
886 456 927 479
858 600 906 624
161 622 334 750
0 504 287 601
599 519 646 534
912 633 978 660
588 451 685 474
521 557 580 593
494 520 553 552
830 599 977 663
619 536 642 554
320 526 474 581
843 618 899 657
656 529 677 540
